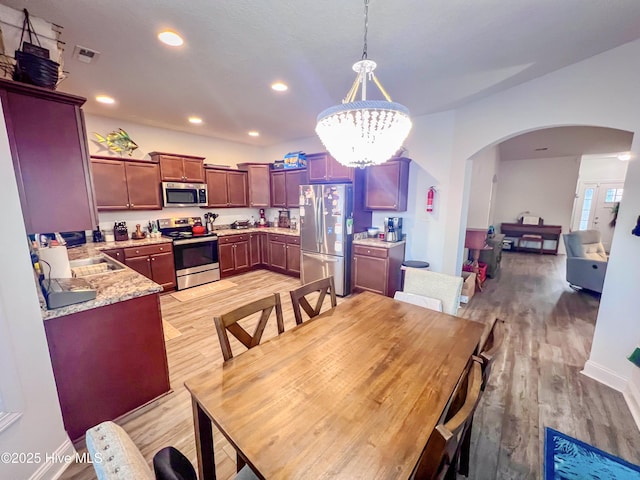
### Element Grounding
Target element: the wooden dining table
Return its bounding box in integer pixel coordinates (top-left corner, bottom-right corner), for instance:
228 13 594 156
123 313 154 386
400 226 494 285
184 291 485 480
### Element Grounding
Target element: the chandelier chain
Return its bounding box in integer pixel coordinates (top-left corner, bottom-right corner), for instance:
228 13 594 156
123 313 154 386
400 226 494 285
362 0 369 60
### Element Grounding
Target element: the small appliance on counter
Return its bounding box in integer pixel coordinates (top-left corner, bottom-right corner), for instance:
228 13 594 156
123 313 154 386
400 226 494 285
258 208 267 227
231 220 251 229
384 217 403 243
92 227 104 243
41 277 97 309
278 210 291 228
114 222 129 241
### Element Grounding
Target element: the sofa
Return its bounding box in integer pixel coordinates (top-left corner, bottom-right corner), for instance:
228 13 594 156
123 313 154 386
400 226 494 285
562 230 608 293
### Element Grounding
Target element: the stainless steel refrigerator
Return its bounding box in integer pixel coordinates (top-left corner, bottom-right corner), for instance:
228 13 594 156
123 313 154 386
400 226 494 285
299 184 355 296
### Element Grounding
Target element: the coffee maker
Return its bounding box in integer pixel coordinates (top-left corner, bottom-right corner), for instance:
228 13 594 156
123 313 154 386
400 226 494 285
384 217 403 242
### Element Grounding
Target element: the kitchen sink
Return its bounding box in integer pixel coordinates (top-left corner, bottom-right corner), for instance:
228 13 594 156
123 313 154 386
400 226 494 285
70 256 125 277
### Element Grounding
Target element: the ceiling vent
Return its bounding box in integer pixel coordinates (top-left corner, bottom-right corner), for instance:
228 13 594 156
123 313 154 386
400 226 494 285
73 45 100 64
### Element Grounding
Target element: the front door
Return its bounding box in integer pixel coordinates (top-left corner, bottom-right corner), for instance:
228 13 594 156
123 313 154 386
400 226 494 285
573 182 623 252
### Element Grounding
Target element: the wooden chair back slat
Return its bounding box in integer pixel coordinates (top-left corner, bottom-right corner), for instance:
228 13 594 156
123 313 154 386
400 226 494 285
213 293 284 361
290 276 337 325
411 358 483 480
478 317 505 390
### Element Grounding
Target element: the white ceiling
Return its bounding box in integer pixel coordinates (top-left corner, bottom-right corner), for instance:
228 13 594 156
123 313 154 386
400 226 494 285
499 126 634 161
4 0 640 146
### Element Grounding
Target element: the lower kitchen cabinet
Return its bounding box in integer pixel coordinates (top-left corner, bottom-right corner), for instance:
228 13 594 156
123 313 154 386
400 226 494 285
249 232 268 267
102 248 124 263
219 234 250 277
268 234 300 277
352 243 405 297
123 243 176 291
43 293 170 441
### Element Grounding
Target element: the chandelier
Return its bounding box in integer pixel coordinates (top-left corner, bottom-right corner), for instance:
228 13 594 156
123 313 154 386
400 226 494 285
315 0 412 168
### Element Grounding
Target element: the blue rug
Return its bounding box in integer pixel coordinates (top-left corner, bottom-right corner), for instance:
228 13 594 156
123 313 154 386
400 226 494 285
545 427 640 479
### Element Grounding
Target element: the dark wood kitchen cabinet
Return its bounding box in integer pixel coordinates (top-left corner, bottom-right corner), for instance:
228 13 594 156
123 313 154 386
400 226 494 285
351 243 405 297
0 78 97 233
44 292 169 441
205 167 248 207
150 151 205 183
364 158 411 211
271 168 307 208
91 156 162 210
237 163 271 207
218 234 250 277
249 232 268 267
306 152 354 184
123 243 176 291
268 234 300 277
102 248 124 262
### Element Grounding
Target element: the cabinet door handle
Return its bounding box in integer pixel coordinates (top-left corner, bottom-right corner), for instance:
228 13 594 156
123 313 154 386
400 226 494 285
136 250 140 254
127 203 131 208
130 203 135 207
159 247 164 251
151 257 155 261
147 258 150 262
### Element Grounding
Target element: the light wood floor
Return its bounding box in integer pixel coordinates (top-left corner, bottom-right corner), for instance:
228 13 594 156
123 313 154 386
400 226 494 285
62 254 640 479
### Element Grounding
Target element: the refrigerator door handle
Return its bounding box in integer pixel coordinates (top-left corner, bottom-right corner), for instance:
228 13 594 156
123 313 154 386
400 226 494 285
315 195 323 247
302 252 339 263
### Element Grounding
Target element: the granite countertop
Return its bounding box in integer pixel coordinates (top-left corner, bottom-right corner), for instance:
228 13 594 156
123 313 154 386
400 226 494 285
39 246 164 321
66 237 173 260
214 227 299 236
353 237 406 249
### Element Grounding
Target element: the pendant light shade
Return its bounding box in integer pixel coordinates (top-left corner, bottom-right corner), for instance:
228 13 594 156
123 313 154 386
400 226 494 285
315 3 412 168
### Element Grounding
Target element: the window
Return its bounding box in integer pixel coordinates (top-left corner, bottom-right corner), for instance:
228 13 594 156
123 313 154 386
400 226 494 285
579 188 594 230
605 188 623 203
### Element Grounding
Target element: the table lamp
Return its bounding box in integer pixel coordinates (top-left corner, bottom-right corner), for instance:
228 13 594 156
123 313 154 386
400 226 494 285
464 228 492 292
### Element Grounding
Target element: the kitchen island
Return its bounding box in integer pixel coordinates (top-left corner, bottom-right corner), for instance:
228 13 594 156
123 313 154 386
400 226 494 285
39 244 171 441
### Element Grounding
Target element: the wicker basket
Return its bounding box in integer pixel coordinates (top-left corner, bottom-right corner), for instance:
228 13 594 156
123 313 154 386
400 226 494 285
13 50 59 89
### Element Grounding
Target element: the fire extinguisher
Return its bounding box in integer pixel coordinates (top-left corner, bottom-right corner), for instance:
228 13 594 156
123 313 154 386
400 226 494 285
427 186 436 213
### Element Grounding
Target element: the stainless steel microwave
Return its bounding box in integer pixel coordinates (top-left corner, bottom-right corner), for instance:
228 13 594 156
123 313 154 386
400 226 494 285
162 182 208 207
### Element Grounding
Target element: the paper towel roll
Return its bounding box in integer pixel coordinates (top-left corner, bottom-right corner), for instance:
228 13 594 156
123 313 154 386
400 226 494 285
38 246 72 278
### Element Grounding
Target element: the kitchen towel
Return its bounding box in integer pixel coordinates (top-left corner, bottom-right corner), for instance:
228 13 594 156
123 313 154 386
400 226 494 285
38 246 72 278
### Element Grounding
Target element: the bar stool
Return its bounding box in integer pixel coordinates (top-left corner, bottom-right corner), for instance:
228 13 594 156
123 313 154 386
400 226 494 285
519 234 544 254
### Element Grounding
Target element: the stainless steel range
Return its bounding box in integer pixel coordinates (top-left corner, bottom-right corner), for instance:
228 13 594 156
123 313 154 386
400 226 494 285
158 217 220 290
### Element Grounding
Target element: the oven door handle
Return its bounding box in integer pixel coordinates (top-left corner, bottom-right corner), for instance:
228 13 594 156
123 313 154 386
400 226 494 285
173 237 218 246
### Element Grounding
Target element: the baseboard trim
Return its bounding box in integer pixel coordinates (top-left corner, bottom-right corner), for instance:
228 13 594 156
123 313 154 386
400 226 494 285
623 380 640 432
581 360 628 392
29 435 75 480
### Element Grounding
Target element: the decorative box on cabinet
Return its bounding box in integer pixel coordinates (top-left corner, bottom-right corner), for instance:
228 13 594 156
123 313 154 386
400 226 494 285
306 152 354 183
204 167 248 207
236 163 271 207
150 151 205 183
0 78 97 233
123 243 176 291
91 156 162 210
364 158 410 211
352 243 405 297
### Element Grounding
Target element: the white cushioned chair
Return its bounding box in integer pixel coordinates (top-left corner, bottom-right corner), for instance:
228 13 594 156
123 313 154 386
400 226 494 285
562 230 608 293
401 269 463 315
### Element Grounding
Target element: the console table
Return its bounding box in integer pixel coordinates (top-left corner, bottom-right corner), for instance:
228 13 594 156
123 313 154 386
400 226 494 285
500 223 562 255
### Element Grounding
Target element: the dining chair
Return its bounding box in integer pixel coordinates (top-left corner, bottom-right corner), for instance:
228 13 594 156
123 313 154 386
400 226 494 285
393 291 444 312
289 276 337 325
456 318 506 477
402 269 463 316
411 357 483 480
213 293 284 361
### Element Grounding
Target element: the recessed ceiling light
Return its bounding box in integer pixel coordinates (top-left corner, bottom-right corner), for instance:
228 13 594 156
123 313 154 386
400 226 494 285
158 31 184 47
248 131 260 137
271 82 288 92
617 152 631 161
188 116 203 124
96 95 115 104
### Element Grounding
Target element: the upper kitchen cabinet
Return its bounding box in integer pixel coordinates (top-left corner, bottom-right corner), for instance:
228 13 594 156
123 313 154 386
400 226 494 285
237 163 270 207
364 158 411 211
150 151 205 183
91 156 162 211
0 79 97 233
205 167 248 207
306 152 354 184
271 168 308 208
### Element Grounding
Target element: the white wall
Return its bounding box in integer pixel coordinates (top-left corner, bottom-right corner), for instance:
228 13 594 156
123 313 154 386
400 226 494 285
492 156 580 253
579 155 629 182
0 103 73 479
466 146 499 229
